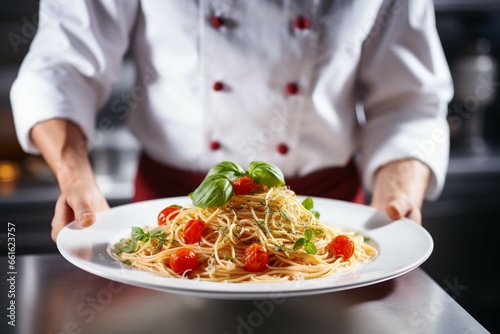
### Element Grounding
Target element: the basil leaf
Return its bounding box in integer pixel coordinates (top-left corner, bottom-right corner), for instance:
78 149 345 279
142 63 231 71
301 197 314 210
302 197 321 219
304 241 318 255
192 174 234 208
304 228 313 241
312 228 324 236
131 227 149 242
207 161 245 180
149 229 165 238
118 239 137 253
293 237 305 250
247 161 285 186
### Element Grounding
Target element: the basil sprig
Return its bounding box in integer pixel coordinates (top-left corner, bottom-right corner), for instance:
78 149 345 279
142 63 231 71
117 227 165 253
292 198 323 255
301 197 320 219
293 227 324 255
192 161 286 208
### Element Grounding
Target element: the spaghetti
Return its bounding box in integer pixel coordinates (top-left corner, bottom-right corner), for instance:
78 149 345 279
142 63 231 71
112 182 378 283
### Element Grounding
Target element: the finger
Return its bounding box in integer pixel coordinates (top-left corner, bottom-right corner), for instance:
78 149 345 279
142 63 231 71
385 197 410 220
386 197 422 224
65 191 96 228
51 190 97 242
406 207 422 225
77 209 95 227
51 196 75 242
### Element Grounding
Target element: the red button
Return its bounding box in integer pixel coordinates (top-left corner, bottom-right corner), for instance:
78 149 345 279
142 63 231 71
277 143 289 155
210 141 221 150
285 83 299 95
213 81 224 91
211 16 224 28
294 16 310 30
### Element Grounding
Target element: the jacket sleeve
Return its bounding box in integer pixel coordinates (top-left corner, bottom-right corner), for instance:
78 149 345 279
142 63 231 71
357 0 454 200
10 0 138 154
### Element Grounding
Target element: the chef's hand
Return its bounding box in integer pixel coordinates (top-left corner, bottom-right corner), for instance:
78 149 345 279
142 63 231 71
30 119 110 241
52 178 109 241
370 159 431 224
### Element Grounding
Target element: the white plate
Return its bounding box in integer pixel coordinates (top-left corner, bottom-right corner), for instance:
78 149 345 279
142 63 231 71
57 196 433 300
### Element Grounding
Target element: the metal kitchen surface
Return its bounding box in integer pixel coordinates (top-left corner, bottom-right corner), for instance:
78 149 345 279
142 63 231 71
0 254 489 334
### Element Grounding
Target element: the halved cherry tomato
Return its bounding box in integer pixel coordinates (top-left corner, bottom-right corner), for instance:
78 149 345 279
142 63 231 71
183 219 205 244
329 235 355 259
233 176 257 195
244 244 269 272
158 205 182 225
169 248 198 275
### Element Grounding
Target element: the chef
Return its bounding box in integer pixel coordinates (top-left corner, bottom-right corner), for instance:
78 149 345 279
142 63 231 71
10 0 453 241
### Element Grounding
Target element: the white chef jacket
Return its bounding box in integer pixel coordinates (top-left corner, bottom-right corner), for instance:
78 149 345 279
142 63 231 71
10 0 453 199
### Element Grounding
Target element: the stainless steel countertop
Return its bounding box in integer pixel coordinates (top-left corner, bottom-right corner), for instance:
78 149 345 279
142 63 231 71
1 254 489 334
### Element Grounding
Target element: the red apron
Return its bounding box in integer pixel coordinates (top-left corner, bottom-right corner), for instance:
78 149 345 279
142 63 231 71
132 153 365 204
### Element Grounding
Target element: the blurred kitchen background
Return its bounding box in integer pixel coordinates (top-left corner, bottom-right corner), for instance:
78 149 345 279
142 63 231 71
1 0 499 332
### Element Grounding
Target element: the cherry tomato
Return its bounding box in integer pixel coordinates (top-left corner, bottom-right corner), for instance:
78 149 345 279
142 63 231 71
158 205 182 225
169 248 198 275
183 219 205 244
329 235 355 259
233 176 257 195
244 244 269 272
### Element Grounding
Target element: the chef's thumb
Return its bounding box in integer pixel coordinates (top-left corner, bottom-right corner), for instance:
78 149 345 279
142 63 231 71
75 205 96 227
385 197 409 221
